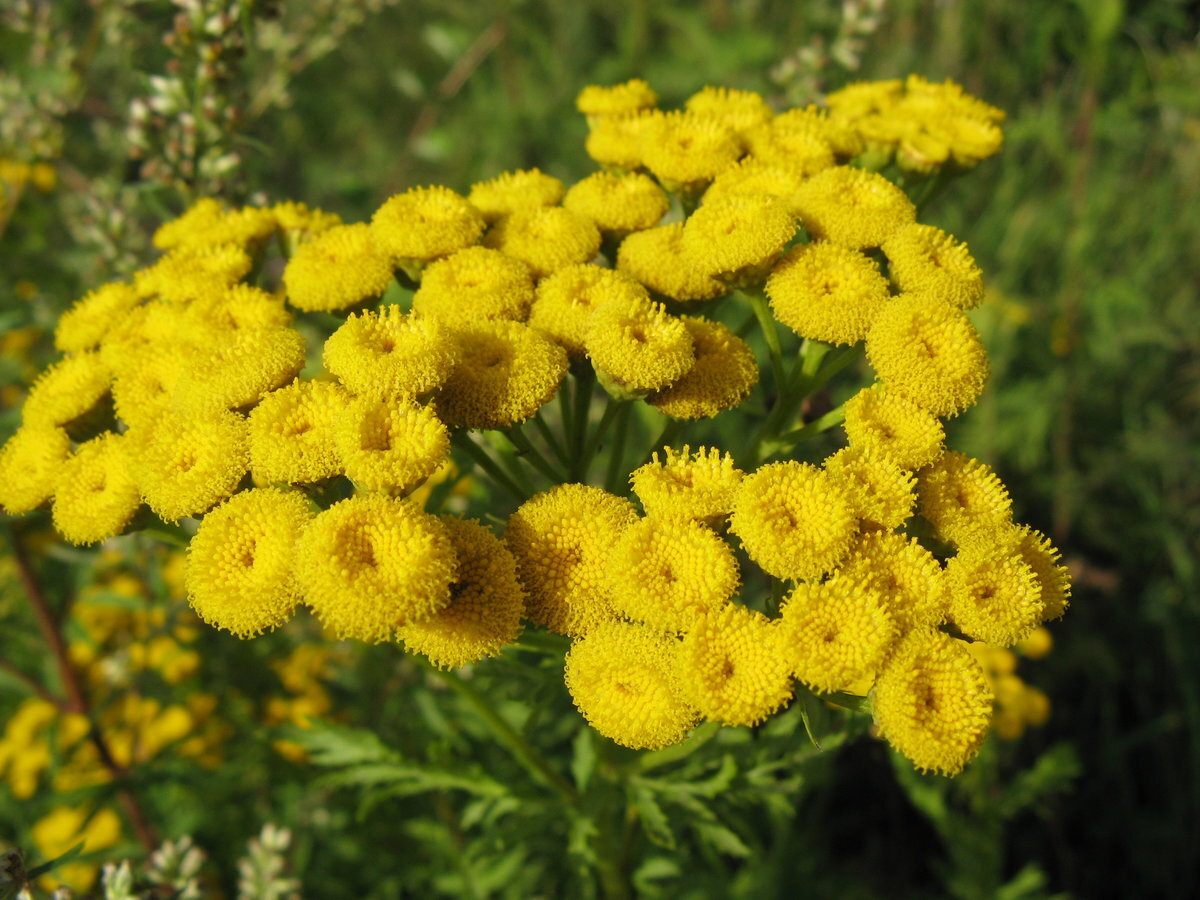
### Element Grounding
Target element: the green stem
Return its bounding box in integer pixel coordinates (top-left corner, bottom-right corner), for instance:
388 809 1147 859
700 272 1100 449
505 425 567 485
742 289 787 403
765 405 848 458
630 721 722 775
450 432 527 503
419 661 580 807
532 409 568 467
581 398 626 482
569 367 597 481
603 402 635 494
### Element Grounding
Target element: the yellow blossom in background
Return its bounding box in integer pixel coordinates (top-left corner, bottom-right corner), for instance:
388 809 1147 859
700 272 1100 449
173 326 307 412
370 185 485 266
152 197 276 251
702 157 809 214
0 424 72 514
565 620 699 749
283 223 395 312
794 165 916 250
111 346 184 430
486 205 602 277
562 170 670 236
576 79 659 120
135 243 254 303
21 351 111 430
468 168 565 222
54 282 140 353
584 113 659 170
640 111 742 195
743 118 836 177
684 85 773 136
134 408 249 522
32 805 122 892
51 432 140 544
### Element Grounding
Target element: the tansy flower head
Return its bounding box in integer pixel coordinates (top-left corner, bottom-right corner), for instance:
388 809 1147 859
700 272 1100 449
565 621 697 749
640 111 742 195
685 86 773 135
730 460 858 581
794 166 916 250
585 112 659 170
173 327 307 412
838 530 947 634
562 170 670 236
324 306 460 399
883 223 985 310
21 352 111 430
616 222 727 303
916 451 1012 545
871 628 992 775
333 394 449 494
0 425 71 514
271 200 342 244
842 383 945 470
585 295 694 396
529 264 649 356
680 194 797 284
944 544 1043 646
51 432 140 545
282 223 395 313
866 294 989 417
111 347 184 431
607 516 740 632
370 186 485 264
702 157 809 215
436 320 567 429
152 199 276 251
630 445 744 526
743 121 836 177
773 105 865 158
296 494 456 641
825 79 904 119
765 241 891 345
412 246 536 325
999 524 1070 621
135 243 254 303
822 446 917 531
576 79 659 119
780 576 897 693
134 408 250 522
505 484 637 636
648 316 758 419
248 379 346 485
98 301 187 376
397 516 525 669
184 284 293 334
54 282 140 353
468 169 565 223
185 488 313 637
486 206 601 278
679 604 793 726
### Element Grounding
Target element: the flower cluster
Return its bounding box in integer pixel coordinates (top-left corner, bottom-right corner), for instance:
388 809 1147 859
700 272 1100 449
0 76 1063 778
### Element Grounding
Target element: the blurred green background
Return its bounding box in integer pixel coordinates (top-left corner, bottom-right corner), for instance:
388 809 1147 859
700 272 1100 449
2 0 1198 896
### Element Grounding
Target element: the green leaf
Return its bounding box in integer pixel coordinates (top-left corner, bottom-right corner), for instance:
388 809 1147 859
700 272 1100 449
570 727 597 792
26 842 84 879
283 722 397 767
631 785 676 850
695 822 751 859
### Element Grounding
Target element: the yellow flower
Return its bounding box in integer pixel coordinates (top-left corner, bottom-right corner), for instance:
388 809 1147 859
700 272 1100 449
684 86 773 135
702 157 809 214
184 283 293 333
825 79 904 118
111 346 183 430
296 494 456 641
585 295 693 395
1006 525 1071 621
371 185 485 266
729 461 857 581
944 543 1043 646
842 383 945 470
576 79 659 119
397 516 525 668
186 487 313 637
468 168 565 222
680 194 797 284
486 206 601 278
173 326 308 412
916 451 1013 545
562 170 670 236
31 805 122 892
765 242 891 345
333 394 449 494
865 294 989 417
271 200 342 244
773 105 865 158
98 301 185 376
54 282 140 353
0 424 71 514
51 432 140 545
616 222 727 303
565 620 698 749
412 245 536 325
152 198 276 251
781 576 897 693
248 379 347 484
607 516 740 632
838 531 947 634
134 408 250 522
436 320 567 429
883 223 985 310
135 243 254 303
323 305 460 399
21 351 111 429
743 121 836 177
529 263 649 356
640 111 742 195
584 112 659 169
1017 624 1054 659
871 628 992 775
282 223 395 312
822 446 916 531
679 604 793 726
505 484 638 636
794 166 916 250
648 316 758 419
629 445 744 526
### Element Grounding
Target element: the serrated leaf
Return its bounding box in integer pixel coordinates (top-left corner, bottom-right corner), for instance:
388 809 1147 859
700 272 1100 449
695 822 751 858
631 785 676 850
284 722 397 768
571 728 597 792
636 754 738 799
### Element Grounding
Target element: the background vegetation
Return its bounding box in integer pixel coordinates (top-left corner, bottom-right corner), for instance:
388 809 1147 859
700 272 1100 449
1 0 1197 896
